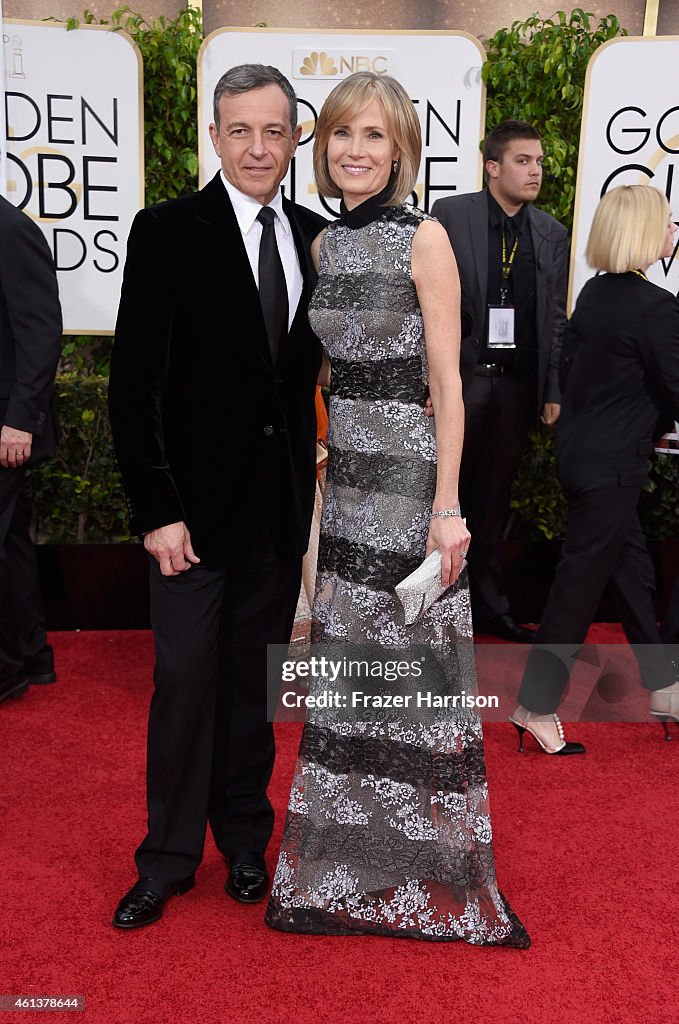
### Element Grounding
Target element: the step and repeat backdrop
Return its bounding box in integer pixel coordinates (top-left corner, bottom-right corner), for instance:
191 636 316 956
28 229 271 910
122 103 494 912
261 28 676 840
198 29 486 218
1 21 678 331
2 20 143 333
570 35 679 308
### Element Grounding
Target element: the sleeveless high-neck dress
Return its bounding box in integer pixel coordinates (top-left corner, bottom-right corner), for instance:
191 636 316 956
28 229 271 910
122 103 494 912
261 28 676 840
265 202 529 948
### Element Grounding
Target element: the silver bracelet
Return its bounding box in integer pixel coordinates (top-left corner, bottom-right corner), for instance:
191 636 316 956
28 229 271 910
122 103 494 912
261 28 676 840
431 508 462 519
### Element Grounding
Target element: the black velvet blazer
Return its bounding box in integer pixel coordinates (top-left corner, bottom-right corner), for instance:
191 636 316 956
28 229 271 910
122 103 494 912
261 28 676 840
108 173 326 567
0 196 61 458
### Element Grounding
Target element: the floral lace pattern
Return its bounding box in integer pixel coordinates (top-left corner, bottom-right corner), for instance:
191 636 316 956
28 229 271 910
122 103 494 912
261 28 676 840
330 449 437 499
328 396 437 461
265 205 529 948
332 356 427 403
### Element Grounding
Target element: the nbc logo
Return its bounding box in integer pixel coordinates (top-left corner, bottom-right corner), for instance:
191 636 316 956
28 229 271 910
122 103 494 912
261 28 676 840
293 49 393 80
299 51 337 76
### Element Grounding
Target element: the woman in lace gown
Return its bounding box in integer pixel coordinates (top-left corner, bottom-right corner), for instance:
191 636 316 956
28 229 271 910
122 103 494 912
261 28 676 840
265 73 529 947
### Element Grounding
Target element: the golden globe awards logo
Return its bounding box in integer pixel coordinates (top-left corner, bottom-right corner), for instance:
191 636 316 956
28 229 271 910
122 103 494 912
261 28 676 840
570 38 679 307
3 20 143 332
603 105 679 199
600 105 679 278
6 85 123 275
294 49 393 80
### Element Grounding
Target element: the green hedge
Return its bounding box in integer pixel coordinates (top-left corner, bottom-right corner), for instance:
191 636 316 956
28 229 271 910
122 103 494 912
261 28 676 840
483 8 625 231
509 425 679 541
27 374 129 543
28 6 678 543
30 373 679 544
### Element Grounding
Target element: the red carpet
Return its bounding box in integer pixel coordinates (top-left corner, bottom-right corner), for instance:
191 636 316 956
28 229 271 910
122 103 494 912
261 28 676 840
2 628 675 1024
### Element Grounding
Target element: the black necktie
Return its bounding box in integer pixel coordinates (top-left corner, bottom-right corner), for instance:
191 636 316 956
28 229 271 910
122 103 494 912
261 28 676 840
257 206 288 365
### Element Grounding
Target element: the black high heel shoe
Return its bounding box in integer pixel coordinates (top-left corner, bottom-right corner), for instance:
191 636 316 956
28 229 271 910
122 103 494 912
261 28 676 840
509 709 586 755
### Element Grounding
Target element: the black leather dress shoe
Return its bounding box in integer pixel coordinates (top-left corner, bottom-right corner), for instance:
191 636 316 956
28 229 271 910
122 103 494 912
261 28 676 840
25 649 56 684
225 854 269 904
0 675 29 703
112 876 194 929
475 614 536 644
27 671 57 685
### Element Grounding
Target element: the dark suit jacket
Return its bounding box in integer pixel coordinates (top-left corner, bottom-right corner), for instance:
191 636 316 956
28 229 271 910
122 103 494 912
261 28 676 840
556 272 679 494
108 172 326 567
0 196 61 458
431 189 568 408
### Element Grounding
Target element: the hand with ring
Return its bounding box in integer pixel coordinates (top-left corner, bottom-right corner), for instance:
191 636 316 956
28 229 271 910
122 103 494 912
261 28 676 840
426 513 471 587
0 425 33 469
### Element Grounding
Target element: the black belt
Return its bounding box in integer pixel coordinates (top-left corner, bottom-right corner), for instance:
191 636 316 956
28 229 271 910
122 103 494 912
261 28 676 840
474 363 511 377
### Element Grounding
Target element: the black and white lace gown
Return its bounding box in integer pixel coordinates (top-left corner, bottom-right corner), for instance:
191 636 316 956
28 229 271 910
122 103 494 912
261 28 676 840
265 201 529 947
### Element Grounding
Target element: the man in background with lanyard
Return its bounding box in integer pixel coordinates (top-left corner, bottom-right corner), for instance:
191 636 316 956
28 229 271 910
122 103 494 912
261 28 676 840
433 121 568 642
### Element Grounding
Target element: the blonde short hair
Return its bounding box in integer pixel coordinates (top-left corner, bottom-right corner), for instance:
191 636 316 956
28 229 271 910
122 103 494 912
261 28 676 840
585 185 671 273
313 72 421 205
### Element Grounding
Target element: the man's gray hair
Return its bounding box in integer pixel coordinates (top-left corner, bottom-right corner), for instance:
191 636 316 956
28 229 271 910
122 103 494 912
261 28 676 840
213 64 298 133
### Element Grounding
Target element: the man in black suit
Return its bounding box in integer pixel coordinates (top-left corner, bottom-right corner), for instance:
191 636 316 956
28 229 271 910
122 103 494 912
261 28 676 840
108 65 326 928
432 121 568 642
0 196 61 704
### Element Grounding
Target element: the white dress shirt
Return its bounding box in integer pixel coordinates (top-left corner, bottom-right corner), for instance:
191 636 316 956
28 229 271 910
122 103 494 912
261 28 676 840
220 172 303 330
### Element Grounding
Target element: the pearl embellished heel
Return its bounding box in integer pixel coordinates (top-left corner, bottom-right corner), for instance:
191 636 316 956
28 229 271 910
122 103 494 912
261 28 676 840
509 707 586 755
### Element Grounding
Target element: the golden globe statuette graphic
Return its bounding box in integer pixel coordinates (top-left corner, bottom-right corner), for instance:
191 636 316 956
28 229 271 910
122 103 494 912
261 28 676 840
9 34 26 79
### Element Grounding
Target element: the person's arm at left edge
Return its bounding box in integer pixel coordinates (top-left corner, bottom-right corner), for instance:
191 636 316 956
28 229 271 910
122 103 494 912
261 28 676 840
412 218 471 587
541 220 569 426
0 202 61 468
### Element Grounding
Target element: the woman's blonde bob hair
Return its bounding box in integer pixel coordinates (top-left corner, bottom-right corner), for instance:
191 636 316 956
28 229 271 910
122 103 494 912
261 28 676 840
313 72 421 205
585 185 671 273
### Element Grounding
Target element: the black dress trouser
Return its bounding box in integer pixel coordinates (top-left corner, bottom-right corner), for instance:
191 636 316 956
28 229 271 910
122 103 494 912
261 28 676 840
135 546 302 883
518 483 674 714
460 371 536 623
0 465 52 684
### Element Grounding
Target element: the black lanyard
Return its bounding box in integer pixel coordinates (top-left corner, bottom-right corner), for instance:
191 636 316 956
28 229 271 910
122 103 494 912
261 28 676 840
500 227 519 306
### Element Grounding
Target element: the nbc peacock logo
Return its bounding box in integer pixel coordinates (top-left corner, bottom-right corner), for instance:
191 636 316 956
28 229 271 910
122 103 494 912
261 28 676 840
293 48 393 80
299 51 338 76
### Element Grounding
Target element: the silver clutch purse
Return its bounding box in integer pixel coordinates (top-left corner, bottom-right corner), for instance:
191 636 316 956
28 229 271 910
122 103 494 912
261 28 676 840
395 549 466 625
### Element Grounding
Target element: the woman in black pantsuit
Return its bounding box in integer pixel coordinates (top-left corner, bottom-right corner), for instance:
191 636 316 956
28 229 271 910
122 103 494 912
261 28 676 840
511 185 679 753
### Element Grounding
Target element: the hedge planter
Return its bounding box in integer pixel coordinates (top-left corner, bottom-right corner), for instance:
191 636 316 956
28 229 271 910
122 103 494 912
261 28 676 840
38 543 150 630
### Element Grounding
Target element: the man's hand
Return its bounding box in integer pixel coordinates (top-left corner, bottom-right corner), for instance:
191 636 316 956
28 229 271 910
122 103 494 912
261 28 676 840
0 425 33 468
144 521 200 576
540 402 561 426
